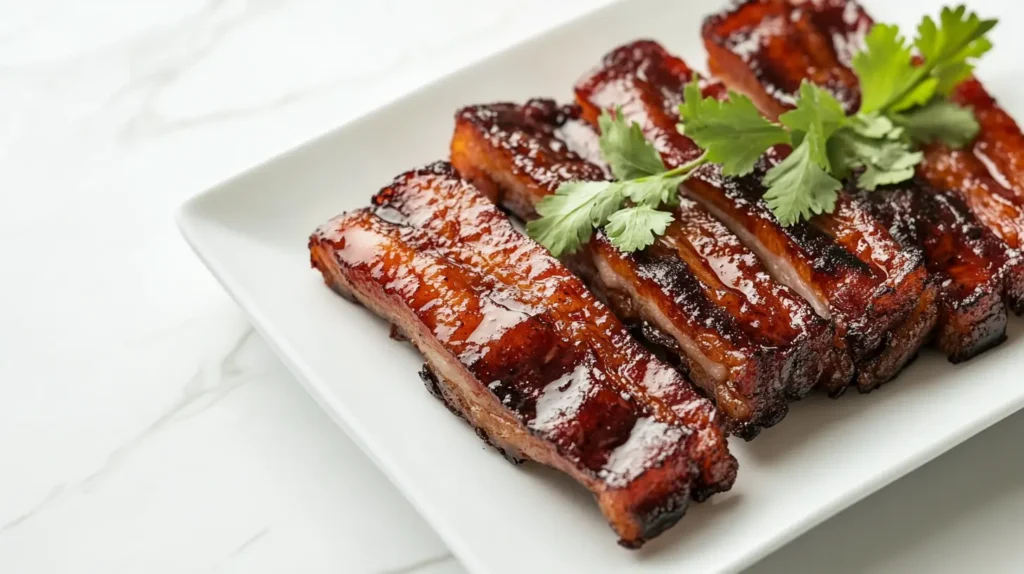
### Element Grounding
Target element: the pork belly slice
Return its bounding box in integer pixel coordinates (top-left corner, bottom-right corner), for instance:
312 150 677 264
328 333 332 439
309 162 736 546
574 40 929 394
859 186 1010 360
702 0 863 120
702 0 1024 350
953 78 1024 203
452 100 836 436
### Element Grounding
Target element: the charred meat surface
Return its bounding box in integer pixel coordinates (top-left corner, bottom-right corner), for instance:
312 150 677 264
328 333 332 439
453 99 837 436
859 186 1011 360
702 0 1023 361
574 39 929 393
917 144 1024 250
309 162 736 547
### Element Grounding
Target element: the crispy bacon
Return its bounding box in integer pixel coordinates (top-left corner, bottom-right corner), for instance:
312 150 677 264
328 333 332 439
703 0 1024 361
452 99 838 436
309 162 736 547
573 40 929 394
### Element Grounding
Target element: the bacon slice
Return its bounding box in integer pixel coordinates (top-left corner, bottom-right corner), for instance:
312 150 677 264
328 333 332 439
451 99 838 436
703 0 1024 360
309 162 736 547
573 40 929 394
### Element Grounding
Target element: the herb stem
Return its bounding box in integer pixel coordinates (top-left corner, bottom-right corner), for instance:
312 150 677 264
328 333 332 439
648 150 709 182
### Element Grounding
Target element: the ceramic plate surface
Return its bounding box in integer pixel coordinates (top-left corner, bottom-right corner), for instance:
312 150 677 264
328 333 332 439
178 0 1024 571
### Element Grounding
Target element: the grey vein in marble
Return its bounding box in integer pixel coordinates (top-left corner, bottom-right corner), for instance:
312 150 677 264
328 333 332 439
108 0 331 142
376 553 456 574
0 484 66 535
0 326 264 540
210 527 271 571
82 326 261 490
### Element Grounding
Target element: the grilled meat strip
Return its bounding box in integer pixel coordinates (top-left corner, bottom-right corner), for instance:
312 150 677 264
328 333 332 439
574 40 930 394
954 77 1024 203
857 185 1010 360
703 0 1024 359
792 0 1024 209
452 99 836 437
309 162 736 547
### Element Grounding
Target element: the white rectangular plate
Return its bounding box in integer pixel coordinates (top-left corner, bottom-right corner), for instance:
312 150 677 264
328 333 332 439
177 0 1024 572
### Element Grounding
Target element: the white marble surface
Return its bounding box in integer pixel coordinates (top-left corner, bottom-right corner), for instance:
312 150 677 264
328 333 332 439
1 1 1022 572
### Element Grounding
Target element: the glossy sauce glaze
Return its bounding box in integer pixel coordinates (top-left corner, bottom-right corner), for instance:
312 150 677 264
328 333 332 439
710 0 1024 334
702 0 861 118
954 78 1024 203
860 185 1016 360
703 0 1024 363
701 4 930 340
575 39 933 393
918 144 1024 249
452 98 838 435
372 163 736 489
310 163 736 547
557 120 836 399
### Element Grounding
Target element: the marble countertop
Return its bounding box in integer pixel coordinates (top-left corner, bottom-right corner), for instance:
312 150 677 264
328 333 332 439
2 1 1022 572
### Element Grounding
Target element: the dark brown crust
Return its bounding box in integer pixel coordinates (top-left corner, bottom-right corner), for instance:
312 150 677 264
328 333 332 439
309 162 736 547
917 144 1024 250
451 99 838 436
574 39 927 393
859 186 1010 361
702 0 1023 362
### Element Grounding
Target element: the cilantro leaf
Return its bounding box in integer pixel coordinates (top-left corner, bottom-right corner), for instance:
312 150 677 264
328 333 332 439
598 108 667 180
847 113 901 140
762 137 842 226
854 6 997 115
853 24 935 114
858 146 923 190
916 5 997 94
779 80 848 168
622 173 685 208
604 205 675 253
677 78 789 176
827 127 923 189
527 181 623 256
892 98 980 147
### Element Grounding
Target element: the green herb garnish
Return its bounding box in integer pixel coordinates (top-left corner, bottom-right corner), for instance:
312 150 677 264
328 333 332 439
526 109 707 256
527 4 996 254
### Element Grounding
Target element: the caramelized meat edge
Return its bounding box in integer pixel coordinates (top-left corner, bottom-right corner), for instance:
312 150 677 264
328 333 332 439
452 99 840 436
309 162 736 547
574 39 930 393
703 0 1023 362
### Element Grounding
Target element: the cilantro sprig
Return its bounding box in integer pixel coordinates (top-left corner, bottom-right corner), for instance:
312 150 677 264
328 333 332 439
526 109 708 256
527 4 996 255
678 5 994 226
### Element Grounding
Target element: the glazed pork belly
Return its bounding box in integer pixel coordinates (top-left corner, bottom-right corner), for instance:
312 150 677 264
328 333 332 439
572 40 930 394
703 0 1024 361
793 0 1024 209
309 162 736 547
954 78 1024 203
856 185 1010 360
452 99 838 437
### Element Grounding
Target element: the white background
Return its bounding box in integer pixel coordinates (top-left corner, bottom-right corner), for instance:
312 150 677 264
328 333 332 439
1 0 1021 572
